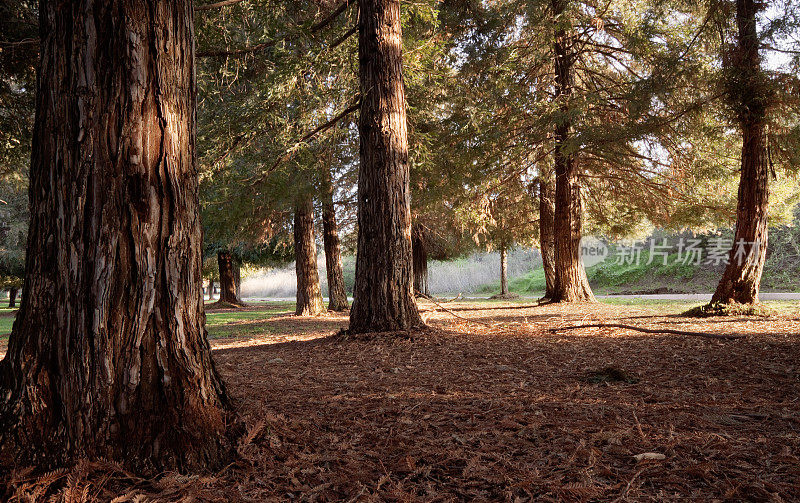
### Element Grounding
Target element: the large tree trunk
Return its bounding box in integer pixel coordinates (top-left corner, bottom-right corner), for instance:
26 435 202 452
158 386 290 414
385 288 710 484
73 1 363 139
551 0 594 303
0 0 236 473
294 195 325 316
349 0 423 334
500 244 508 295
711 0 769 305
7 288 17 309
539 173 557 300
321 164 349 312
411 225 429 297
217 250 244 306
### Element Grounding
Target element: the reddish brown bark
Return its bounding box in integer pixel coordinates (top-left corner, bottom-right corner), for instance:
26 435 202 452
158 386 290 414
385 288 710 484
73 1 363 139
412 225 429 297
499 243 509 295
321 164 349 312
217 250 244 306
294 195 325 316
349 0 423 333
0 0 236 473
711 0 769 305
538 174 557 300
551 0 594 303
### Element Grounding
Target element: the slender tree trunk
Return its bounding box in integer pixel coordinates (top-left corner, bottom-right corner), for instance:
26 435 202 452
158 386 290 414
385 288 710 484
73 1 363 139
412 225 429 297
349 0 423 334
7 288 17 309
321 163 349 311
711 0 769 305
208 279 215 300
551 0 594 303
539 173 556 299
294 195 325 316
217 250 243 306
0 0 236 473
234 261 241 298
500 244 509 295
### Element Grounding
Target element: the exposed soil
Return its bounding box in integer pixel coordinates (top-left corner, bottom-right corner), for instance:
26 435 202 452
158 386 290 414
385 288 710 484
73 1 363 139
3 301 800 501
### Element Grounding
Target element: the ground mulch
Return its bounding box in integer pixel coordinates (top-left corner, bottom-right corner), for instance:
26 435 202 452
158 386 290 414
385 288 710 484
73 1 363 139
3 301 800 501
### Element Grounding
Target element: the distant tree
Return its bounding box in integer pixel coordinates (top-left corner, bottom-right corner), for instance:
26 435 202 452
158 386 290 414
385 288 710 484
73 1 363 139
0 0 236 471
294 192 325 315
320 135 350 311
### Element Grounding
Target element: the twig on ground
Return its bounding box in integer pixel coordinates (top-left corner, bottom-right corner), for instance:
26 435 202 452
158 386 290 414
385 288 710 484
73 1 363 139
417 292 492 327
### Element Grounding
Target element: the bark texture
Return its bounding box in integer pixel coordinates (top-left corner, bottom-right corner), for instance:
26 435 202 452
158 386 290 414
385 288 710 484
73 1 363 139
412 225 429 297
0 0 236 473
321 165 349 311
349 0 423 333
7 288 17 309
500 244 508 296
294 195 325 316
551 0 594 303
539 174 557 300
711 0 769 305
217 250 244 306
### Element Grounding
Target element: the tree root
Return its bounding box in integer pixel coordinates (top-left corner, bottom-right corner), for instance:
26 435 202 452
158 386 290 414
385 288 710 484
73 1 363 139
550 323 745 340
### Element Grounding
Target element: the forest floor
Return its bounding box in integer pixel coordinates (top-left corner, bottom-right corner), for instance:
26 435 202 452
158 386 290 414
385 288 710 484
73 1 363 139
2 299 800 502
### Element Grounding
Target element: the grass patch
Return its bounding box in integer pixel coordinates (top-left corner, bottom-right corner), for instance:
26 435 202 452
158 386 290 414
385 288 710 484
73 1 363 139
0 316 14 338
206 302 293 339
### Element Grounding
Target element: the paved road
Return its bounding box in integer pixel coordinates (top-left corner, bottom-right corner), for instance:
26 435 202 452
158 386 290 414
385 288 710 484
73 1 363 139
598 293 800 301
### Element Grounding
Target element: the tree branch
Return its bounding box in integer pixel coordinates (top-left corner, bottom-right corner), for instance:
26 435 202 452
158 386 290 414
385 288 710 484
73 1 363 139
194 0 247 11
311 0 355 33
197 40 279 58
252 98 362 184
550 323 745 340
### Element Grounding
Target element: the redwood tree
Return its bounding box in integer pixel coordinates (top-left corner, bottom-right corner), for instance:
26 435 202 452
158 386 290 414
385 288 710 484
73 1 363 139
321 163 349 311
0 0 236 472
412 225 429 297
294 194 325 316
349 0 423 333
551 0 594 302
538 174 557 300
710 0 770 305
217 250 244 306
499 242 509 296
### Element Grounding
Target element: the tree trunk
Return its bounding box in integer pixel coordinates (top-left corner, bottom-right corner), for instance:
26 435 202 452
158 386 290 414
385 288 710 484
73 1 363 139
7 288 17 309
294 195 325 316
349 0 423 334
551 0 594 303
412 225 429 297
321 163 349 311
234 261 242 299
217 250 243 306
711 0 769 305
500 244 509 295
208 279 215 300
539 173 557 299
0 0 236 473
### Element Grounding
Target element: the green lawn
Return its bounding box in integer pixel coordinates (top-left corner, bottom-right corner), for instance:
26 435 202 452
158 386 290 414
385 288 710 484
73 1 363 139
0 302 296 341
205 302 294 339
0 316 14 338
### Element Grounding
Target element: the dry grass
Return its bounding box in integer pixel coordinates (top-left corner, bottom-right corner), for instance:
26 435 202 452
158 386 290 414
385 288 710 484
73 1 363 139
2 300 800 501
